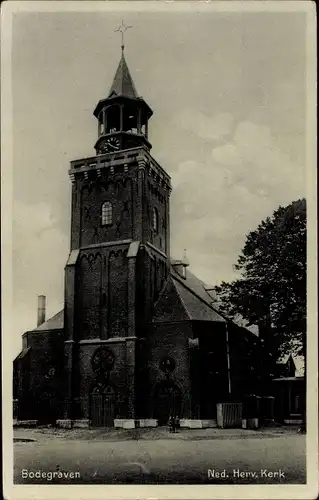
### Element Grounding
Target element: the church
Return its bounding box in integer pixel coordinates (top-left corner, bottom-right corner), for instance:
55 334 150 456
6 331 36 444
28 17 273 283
13 42 261 429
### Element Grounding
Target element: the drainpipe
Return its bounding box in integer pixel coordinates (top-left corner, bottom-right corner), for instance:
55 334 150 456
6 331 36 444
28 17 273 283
225 322 232 395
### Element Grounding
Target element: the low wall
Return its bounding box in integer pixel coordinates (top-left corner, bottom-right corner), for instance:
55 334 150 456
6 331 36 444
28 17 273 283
201 419 217 428
114 419 135 429
73 419 90 428
14 420 38 427
284 419 302 425
114 419 158 429
56 419 72 429
180 419 203 429
138 419 158 428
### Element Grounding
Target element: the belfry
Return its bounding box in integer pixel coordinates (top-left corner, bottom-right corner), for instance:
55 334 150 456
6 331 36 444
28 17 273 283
13 33 260 428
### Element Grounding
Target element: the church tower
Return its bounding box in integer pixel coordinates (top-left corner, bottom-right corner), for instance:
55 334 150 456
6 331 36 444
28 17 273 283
63 42 172 423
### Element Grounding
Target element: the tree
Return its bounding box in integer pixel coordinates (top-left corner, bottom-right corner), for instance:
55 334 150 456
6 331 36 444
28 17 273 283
215 198 306 429
215 198 306 359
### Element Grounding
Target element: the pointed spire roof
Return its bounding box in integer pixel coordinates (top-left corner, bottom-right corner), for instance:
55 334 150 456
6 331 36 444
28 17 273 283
108 50 138 99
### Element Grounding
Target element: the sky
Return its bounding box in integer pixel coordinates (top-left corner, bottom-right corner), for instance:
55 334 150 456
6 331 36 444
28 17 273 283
9 5 308 358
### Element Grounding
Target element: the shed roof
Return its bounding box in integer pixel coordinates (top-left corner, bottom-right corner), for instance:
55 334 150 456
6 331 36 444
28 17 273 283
14 346 31 362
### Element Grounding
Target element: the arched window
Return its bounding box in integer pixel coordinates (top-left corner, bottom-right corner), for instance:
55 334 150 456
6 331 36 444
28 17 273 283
105 105 121 134
101 201 112 226
152 207 158 233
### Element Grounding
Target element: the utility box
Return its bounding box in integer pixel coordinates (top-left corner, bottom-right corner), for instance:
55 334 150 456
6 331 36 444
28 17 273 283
243 394 261 419
260 396 275 424
216 402 242 428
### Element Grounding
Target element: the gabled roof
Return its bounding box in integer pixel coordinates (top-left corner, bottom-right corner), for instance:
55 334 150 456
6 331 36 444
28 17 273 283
152 278 190 323
32 310 64 332
108 52 138 98
171 266 223 310
278 354 305 377
173 278 226 323
153 265 226 324
169 265 262 337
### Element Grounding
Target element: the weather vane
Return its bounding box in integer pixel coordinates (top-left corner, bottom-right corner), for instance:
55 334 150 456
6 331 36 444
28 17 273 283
114 20 132 52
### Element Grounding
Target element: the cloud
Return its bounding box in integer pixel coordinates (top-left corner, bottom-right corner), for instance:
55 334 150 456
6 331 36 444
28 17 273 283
170 119 305 286
212 143 242 168
212 121 304 197
176 110 234 142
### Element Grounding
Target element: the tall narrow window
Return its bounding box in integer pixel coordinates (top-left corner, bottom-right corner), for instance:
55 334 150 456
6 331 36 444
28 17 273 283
152 207 158 233
101 201 112 226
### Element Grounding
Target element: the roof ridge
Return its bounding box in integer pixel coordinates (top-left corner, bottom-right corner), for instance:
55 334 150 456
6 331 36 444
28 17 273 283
171 278 192 320
152 277 170 311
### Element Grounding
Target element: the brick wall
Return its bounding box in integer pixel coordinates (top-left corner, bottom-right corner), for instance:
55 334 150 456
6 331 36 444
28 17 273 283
148 321 193 419
17 330 64 421
72 245 130 341
144 173 169 254
193 322 230 417
79 177 134 247
67 158 170 345
227 324 260 398
135 247 169 335
70 166 139 250
70 162 170 254
76 341 129 419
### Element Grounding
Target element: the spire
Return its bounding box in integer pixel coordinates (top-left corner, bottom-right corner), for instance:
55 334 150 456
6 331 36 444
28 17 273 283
108 51 139 99
109 21 138 98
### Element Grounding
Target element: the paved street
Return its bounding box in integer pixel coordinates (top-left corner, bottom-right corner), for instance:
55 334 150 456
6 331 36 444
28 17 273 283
14 427 306 484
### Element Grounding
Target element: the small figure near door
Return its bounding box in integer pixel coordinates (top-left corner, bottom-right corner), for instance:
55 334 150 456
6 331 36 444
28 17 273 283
175 415 180 431
168 415 173 433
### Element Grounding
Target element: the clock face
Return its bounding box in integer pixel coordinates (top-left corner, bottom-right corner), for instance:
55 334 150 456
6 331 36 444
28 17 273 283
107 136 121 151
99 136 121 154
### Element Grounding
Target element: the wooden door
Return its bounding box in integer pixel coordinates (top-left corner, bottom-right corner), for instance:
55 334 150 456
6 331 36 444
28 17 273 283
91 385 116 427
102 386 116 427
91 393 104 426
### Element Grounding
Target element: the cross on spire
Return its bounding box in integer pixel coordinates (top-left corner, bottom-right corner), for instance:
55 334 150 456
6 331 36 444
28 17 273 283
114 20 132 52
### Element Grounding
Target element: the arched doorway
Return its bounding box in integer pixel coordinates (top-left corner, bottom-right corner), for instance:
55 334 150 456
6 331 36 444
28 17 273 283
154 382 182 426
35 385 59 424
90 384 116 427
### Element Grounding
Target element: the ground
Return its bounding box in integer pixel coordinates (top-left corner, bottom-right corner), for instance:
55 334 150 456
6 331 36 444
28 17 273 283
14 426 306 484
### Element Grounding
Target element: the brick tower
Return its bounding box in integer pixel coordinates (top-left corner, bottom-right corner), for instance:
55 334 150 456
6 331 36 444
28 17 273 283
63 45 171 425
